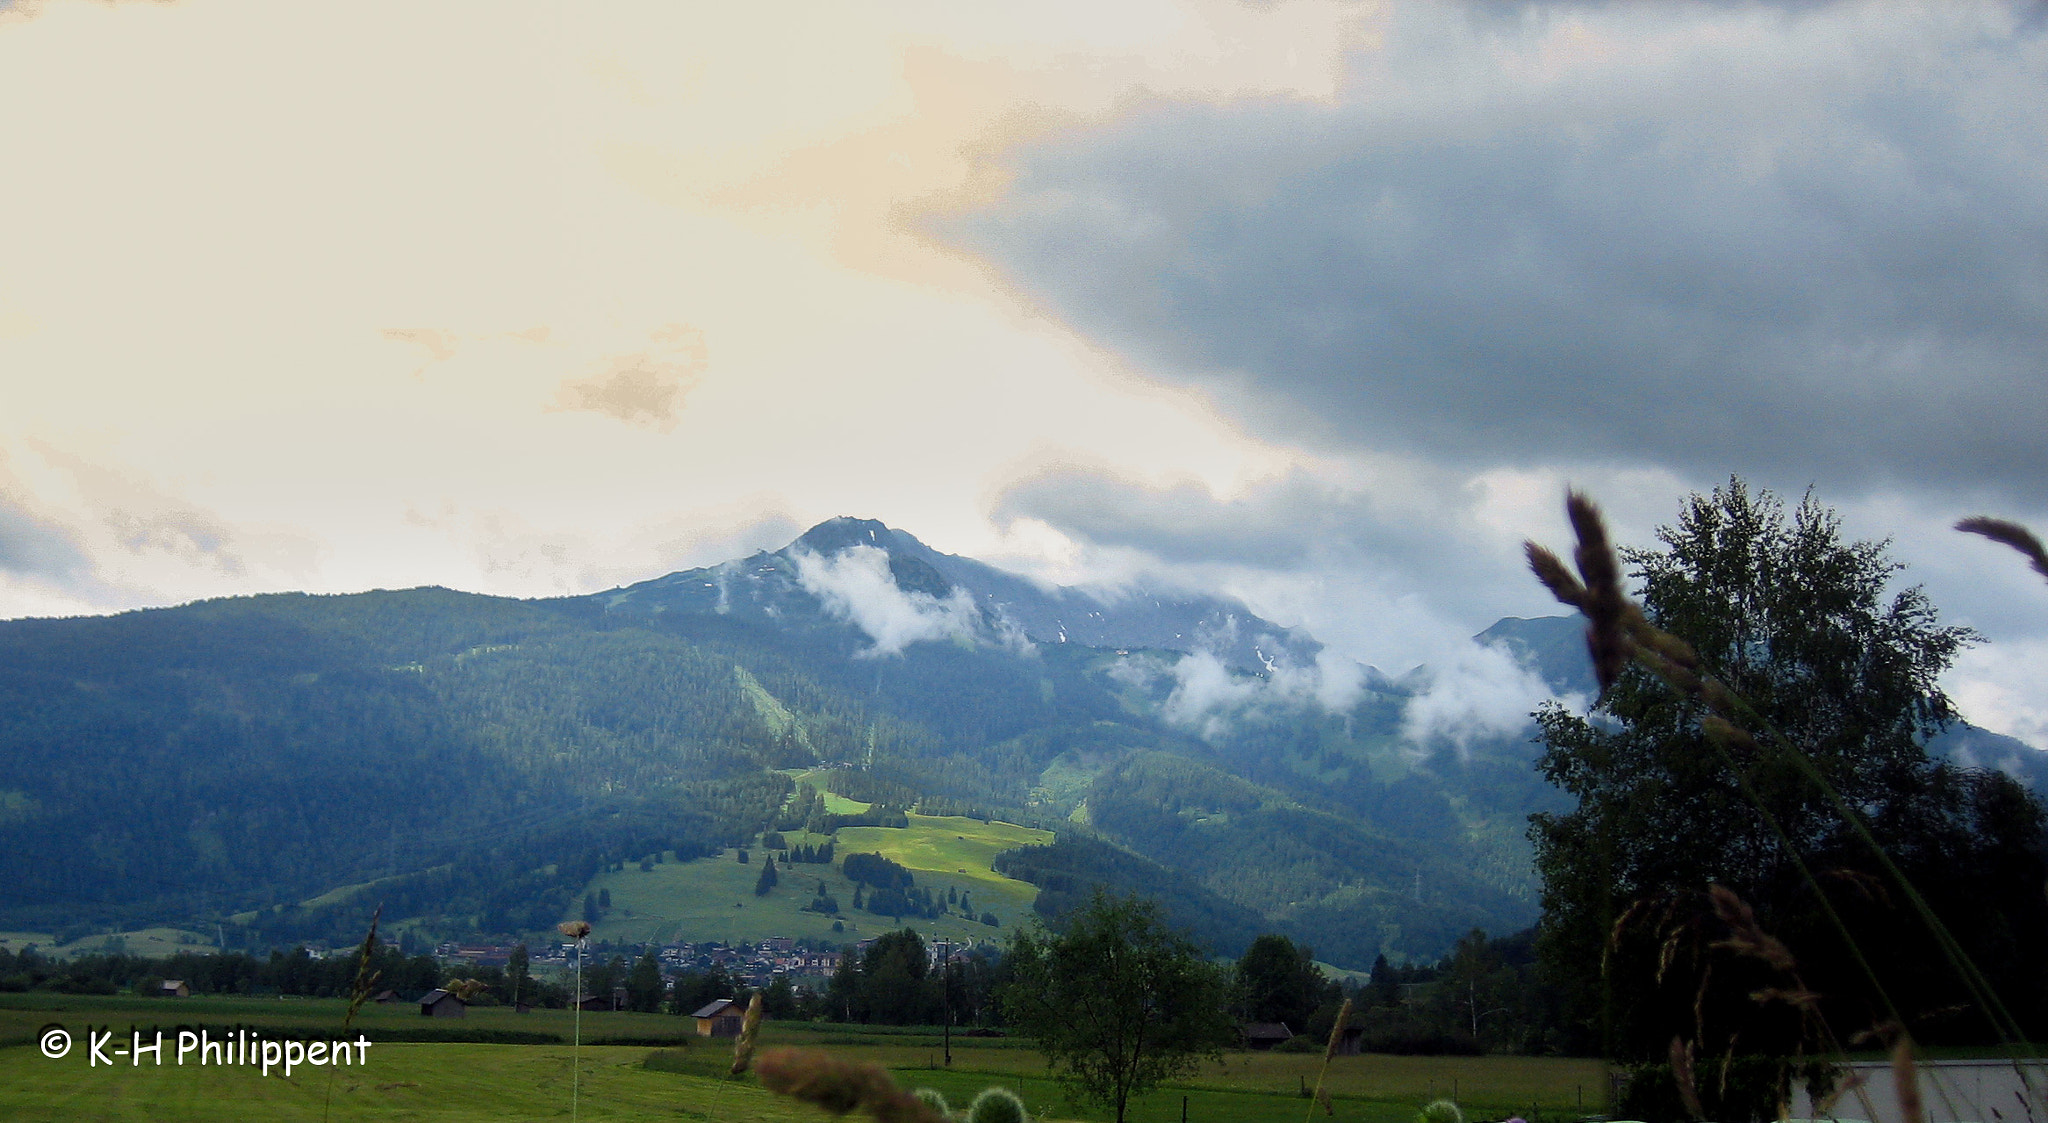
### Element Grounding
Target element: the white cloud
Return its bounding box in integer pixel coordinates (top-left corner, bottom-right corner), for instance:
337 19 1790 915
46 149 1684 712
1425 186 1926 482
790 544 981 657
1399 638 1582 753
1948 641 2048 753
1122 644 1367 741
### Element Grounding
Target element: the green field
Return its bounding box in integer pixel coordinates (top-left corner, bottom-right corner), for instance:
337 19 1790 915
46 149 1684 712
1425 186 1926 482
0 926 215 958
781 767 872 815
0 993 1613 1122
580 813 1053 949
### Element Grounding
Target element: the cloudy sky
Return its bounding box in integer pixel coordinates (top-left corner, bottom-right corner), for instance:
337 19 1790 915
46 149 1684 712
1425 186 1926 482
4 0 2047 745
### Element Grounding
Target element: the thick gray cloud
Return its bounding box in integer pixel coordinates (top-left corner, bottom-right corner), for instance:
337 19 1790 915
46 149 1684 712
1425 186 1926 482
993 462 1587 665
944 2 2048 501
998 465 1510 590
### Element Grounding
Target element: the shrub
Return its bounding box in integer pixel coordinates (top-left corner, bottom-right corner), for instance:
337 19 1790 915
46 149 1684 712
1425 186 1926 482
912 1087 952 1118
1273 1034 1319 1053
967 1086 1028 1123
1418 1099 1464 1123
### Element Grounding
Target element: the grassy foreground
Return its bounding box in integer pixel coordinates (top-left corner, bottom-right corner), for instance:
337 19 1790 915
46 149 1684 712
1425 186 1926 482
0 1037 1609 1123
0 993 1611 1122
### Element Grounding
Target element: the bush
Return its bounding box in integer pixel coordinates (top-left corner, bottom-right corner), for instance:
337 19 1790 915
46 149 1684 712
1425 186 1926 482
967 1086 1029 1123
1417 1100 1464 1123
912 1087 952 1118
1273 1034 1319 1053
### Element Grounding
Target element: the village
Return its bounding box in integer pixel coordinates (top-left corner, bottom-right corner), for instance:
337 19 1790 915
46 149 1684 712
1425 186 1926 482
394 934 1003 1016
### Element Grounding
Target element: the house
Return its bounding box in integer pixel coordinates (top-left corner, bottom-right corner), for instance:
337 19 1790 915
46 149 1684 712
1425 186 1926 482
418 989 467 1018
691 998 745 1037
159 980 189 998
573 994 612 1012
1240 1022 1293 1050
371 989 403 1005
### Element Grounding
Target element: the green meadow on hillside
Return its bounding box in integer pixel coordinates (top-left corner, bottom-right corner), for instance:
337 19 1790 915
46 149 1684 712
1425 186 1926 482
0 927 214 959
579 813 1052 948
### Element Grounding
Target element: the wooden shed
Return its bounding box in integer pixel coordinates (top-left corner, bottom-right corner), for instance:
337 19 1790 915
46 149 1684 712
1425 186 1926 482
1240 1022 1293 1051
418 989 467 1018
691 998 744 1037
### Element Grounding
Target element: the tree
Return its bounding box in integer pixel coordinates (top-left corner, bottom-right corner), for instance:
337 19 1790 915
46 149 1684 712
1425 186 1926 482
1529 479 2047 1059
826 943 862 1023
1002 890 1234 1123
506 943 529 1006
626 949 664 1012
860 928 931 1025
1232 933 1330 1030
754 854 779 896
587 954 625 1004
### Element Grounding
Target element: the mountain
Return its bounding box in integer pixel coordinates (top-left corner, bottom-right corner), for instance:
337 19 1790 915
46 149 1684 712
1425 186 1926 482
4 516 2032 967
1474 615 1595 698
597 516 1323 673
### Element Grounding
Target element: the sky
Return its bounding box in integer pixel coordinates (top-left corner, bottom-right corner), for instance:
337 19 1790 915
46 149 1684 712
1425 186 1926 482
3 0 2047 747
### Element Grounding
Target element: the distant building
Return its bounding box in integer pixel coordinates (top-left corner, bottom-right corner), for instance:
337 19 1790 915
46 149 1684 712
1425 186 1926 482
159 980 189 998
372 989 403 1005
1240 1022 1293 1051
573 994 612 1012
418 989 466 1018
691 998 745 1037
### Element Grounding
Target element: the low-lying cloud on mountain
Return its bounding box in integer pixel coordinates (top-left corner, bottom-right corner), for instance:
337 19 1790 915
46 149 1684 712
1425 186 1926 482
790 544 990 658
1112 646 1369 741
1401 641 1585 753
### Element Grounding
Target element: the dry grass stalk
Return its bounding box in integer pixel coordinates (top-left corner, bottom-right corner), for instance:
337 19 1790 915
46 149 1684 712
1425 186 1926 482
1956 517 2048 583
1525 543 1588 610
1891 1034 1924 1123
730 993 765 1075
1304 998 1355 1122
555 918 591 1121
1748 987 1822 1011
1699 715 1756 754
341 904 382 1030
1323 998 1354 1063
1527 493 1743 723
1567 491 1632 691
1818 1068 1867 1117
754 1047 949 1123
1708 884 1795 973
1670 1035 1705 1120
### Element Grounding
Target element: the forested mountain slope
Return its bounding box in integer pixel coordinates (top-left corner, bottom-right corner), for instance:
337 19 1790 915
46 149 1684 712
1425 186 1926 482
24 518 2026 965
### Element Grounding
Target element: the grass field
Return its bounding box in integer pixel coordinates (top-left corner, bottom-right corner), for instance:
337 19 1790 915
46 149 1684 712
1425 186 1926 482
0 992 1614 1122
781 768 872 815
582 813 1051 949
0 926 215 958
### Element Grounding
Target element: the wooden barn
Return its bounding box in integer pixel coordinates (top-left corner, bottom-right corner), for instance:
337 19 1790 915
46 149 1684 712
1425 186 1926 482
691 998 744 1037
418 989 466 1018
1240 1022 1293 1051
